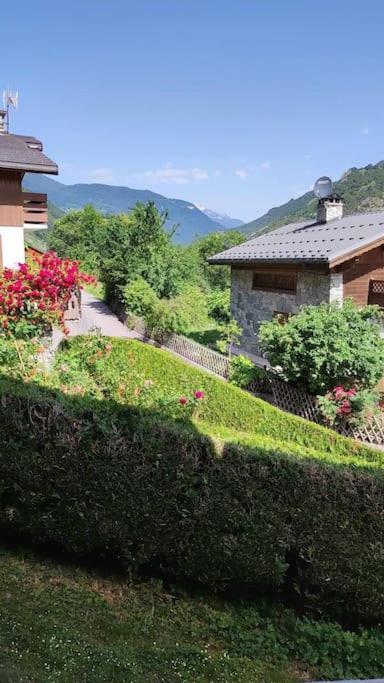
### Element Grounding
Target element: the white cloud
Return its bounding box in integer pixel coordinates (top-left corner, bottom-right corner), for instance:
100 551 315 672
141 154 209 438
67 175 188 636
361 126 369 136
132 163 209 185
88 167 114 183
259 160 270 170
235 168 248 179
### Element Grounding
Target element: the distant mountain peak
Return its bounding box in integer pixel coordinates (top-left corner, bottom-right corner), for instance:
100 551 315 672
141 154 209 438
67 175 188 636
197 206 244 230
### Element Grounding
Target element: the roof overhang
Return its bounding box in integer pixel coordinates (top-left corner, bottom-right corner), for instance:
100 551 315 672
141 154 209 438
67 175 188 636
329 235 384 268
0 160 58 174
208 257 328 267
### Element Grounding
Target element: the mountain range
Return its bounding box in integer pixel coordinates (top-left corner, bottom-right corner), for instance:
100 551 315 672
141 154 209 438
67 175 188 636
241 160 384 235
24 174 242 244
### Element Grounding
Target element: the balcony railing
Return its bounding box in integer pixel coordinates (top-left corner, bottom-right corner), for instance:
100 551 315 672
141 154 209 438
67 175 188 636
23 192 48 225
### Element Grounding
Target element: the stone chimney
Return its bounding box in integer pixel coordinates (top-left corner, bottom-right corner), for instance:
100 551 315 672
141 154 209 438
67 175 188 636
317 193 343 223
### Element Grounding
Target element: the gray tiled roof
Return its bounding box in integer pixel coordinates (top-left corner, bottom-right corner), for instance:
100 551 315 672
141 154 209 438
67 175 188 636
208 212 384 266
0 133 58 174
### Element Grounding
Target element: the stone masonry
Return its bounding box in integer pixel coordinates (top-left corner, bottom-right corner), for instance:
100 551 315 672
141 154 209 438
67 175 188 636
231 268 334 354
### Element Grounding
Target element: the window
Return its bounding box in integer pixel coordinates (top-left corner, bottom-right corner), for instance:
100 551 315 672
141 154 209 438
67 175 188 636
252 271 297 294
368 280 384 308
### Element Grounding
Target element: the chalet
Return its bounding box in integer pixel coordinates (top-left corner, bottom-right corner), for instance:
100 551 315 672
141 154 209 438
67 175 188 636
209 194 384 355
0 110 58 269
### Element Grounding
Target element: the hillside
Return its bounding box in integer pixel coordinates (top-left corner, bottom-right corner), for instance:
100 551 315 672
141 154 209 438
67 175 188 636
23 174 228 244
242 160 384 236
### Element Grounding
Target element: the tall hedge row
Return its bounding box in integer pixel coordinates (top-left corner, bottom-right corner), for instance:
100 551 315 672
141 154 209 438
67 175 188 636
0 379 384 621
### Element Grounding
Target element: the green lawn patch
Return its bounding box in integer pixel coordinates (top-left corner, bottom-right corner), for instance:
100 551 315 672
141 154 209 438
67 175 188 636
1 545 384 683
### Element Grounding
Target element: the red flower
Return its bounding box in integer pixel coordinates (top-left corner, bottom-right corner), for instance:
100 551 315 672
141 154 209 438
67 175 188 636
194 390 205 400
179 397 188 406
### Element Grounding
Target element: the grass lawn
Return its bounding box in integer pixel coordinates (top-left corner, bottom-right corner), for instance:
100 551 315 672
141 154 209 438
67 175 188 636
0 546 306 683
186 325 222 349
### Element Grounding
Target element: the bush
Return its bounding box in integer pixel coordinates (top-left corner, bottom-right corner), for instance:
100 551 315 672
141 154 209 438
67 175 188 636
123 277 159 318
259 300 384 395
145 287 209 340
207 289 231 324
229 355 268 389
1 338 384 621
317 385 379 428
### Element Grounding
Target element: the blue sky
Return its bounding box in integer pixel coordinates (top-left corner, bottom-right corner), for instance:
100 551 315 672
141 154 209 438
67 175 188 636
2 0 384 221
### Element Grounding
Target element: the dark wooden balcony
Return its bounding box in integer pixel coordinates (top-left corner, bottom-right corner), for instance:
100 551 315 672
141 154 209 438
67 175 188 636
23 192 48 225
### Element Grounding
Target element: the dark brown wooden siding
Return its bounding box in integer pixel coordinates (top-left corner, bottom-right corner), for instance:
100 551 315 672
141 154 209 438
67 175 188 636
339 246 384 306
0 170 23 226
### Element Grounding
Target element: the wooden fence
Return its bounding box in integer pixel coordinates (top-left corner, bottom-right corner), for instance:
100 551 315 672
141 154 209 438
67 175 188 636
126 316 384 447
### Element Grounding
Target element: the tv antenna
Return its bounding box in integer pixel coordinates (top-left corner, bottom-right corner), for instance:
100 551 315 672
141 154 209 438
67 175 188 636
2 88 19 133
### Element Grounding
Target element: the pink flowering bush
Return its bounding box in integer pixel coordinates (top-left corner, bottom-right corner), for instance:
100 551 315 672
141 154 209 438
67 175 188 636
317 385 379 428
0 251 95 339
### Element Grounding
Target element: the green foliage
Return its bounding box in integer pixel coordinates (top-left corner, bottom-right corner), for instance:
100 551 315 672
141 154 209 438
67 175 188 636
144 286 209 340
216 319 242 355
229 354 267 388
259 300 384 395
1 337 384 623
207 288 231 323
99 202 174 300
192 230 244 290
317 385 379 428
8 545 384 683
123 277 159 318
49 205 107 275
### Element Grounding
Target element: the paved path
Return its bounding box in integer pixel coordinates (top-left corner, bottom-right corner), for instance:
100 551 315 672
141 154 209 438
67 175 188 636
67 291 141 339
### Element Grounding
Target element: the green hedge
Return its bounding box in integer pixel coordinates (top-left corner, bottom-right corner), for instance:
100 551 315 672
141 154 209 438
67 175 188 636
1 375 384 621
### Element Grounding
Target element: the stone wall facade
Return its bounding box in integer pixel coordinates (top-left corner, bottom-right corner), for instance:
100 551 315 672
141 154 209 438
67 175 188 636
231 268 332 354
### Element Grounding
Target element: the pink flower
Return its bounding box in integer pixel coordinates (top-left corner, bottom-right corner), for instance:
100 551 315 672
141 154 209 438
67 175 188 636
179 396 188 406
194 390 205 400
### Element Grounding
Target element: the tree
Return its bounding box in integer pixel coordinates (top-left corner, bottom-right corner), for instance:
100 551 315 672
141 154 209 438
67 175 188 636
259 300 384 395
49 205 107 275
193 230 244 290
98 202 174 300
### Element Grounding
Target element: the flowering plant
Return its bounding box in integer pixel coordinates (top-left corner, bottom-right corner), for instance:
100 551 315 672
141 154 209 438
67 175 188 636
0 252 95 339
317 385 379 427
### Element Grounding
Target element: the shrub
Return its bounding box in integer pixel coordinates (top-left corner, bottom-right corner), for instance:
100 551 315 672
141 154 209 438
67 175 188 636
145 286 209 339
207 289 231 324
259 300 384 395
1 338 384 621
229 354 268 389
0 252 94 338
123 277 159 318
216 319 242 356
317 385 379 428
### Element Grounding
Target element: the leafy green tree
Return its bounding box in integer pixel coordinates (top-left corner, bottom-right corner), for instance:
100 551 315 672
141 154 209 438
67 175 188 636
49 205 107 275
193 230 244 290
123 277 159 318
259 300 384 394
99 202 174 300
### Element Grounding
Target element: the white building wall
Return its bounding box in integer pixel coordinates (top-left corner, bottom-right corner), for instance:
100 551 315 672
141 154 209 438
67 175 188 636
329 273 343 305
0 226 25 268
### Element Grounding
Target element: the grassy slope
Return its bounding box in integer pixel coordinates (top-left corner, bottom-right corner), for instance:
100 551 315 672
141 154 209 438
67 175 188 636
54 336 380 468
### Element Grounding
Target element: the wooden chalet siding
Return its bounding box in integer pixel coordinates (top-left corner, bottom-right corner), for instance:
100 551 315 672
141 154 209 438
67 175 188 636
340 246 384 306
0 170 23 226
